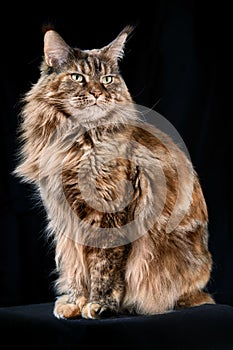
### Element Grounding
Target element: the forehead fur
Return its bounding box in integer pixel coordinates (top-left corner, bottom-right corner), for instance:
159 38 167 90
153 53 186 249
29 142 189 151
72 49 118 76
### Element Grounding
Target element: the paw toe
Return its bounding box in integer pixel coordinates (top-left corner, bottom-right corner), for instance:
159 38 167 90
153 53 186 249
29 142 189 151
54 303 81 319
81 302 110 319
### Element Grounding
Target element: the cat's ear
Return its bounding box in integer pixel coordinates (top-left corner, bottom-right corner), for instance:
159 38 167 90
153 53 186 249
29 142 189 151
44 30 71 67
101 25 134 61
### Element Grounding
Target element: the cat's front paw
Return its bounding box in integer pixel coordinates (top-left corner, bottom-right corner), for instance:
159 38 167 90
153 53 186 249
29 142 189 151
54 295 87 319
81 302 112 319
54 302 81 319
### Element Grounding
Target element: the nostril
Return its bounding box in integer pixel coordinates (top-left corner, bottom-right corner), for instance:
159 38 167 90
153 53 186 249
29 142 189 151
90 89 102 98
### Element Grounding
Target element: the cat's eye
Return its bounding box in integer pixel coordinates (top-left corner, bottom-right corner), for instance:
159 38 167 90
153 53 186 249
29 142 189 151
70 73 85 83
101 75 114 85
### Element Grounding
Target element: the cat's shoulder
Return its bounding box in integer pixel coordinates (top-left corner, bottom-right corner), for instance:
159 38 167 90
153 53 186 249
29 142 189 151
128 121 182 154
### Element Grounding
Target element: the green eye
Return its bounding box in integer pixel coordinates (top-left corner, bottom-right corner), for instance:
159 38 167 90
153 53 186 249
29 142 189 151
102 75 114 85
70 73 85 83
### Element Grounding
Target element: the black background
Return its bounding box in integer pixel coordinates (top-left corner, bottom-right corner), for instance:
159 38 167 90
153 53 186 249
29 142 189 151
1 1 232 308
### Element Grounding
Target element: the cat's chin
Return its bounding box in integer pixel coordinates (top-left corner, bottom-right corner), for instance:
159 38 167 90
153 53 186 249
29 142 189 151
75 105 110 126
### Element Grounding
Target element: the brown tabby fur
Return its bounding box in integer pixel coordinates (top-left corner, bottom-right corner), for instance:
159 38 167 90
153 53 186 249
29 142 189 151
14 25 215 319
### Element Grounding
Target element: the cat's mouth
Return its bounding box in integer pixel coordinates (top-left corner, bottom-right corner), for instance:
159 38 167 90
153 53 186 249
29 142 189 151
88 97 110 108
69 96 108 110
89 100 102 108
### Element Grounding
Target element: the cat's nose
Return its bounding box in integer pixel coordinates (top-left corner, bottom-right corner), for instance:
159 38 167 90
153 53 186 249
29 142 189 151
90 89 102 98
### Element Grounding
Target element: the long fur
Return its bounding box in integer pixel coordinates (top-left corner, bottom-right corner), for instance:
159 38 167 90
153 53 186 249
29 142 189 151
14 26 214 319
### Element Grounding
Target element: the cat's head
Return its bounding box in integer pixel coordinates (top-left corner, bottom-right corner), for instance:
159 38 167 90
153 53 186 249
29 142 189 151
38 26 134 126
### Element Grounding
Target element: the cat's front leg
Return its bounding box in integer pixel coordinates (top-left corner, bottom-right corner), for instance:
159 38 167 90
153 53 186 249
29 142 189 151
82 246 127 319
52 237 89 319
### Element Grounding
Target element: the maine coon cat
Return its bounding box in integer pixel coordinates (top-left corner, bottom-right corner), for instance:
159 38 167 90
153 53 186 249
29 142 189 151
14 25 215 319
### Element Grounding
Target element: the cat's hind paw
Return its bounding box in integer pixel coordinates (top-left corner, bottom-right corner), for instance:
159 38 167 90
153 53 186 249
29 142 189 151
81 302 112 319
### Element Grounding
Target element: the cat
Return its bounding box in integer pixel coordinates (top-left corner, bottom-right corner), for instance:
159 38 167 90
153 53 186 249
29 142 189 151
14 25 215 319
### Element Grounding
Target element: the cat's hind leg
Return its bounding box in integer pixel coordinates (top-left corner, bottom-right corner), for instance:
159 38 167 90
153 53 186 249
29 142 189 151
175 289 215 309
54 294 87 319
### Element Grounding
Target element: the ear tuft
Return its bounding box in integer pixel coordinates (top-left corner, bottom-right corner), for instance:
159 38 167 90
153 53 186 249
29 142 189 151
41 22 56 35
101 25 134 61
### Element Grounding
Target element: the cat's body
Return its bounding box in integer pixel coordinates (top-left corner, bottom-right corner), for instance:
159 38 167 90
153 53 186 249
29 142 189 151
14 26 214 319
